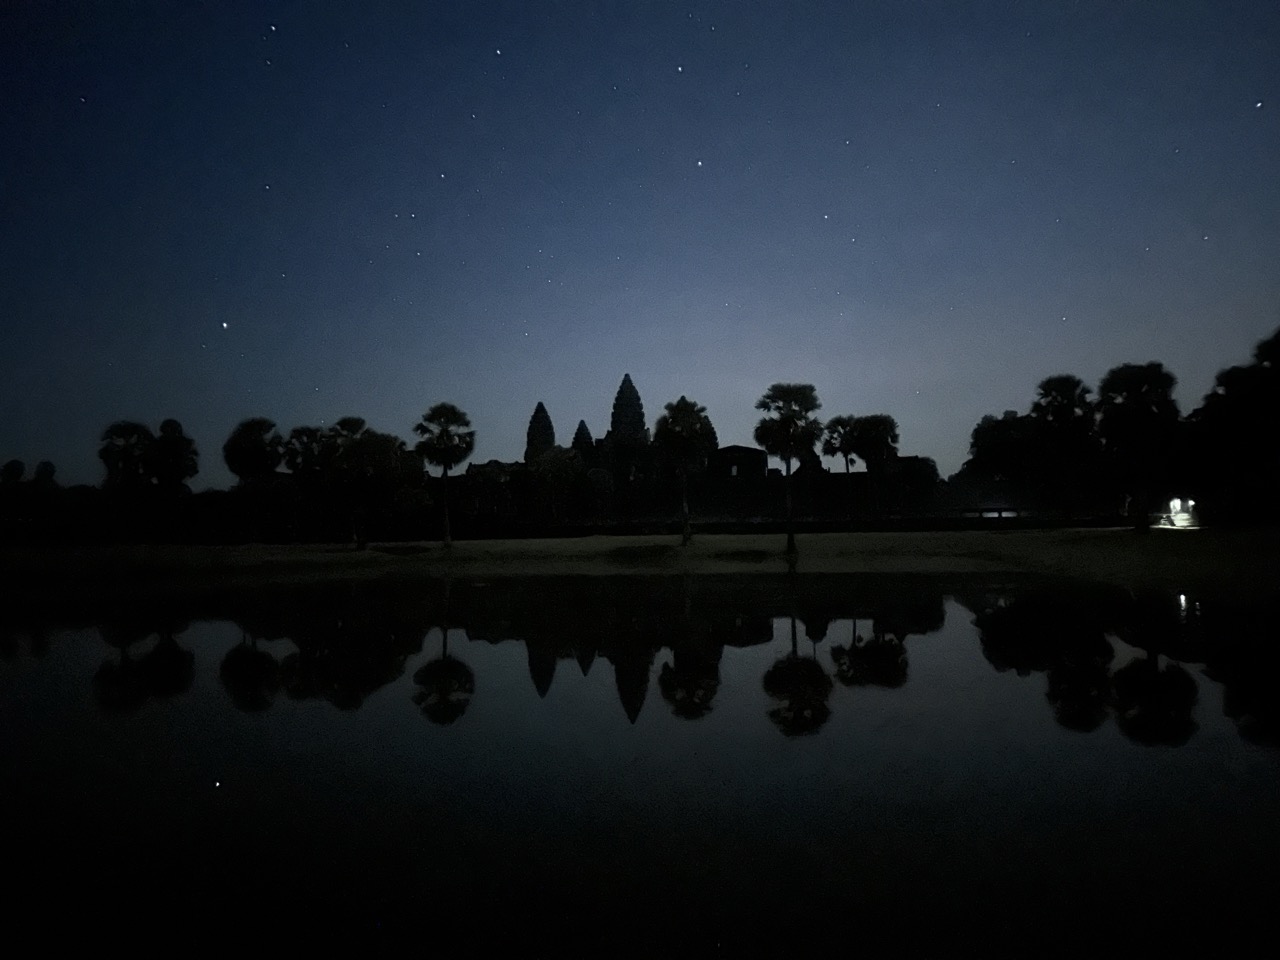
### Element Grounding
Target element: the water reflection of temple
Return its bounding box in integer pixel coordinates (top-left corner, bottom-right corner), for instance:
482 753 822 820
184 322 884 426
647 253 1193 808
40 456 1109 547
8 573 1279 746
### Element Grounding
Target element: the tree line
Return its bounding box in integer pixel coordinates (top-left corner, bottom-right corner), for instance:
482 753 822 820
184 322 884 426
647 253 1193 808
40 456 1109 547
2 324 1277 543
955 324 1280 527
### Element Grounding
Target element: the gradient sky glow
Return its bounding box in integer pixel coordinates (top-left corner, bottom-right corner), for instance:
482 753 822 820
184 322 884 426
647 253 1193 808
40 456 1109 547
3 0 1278 489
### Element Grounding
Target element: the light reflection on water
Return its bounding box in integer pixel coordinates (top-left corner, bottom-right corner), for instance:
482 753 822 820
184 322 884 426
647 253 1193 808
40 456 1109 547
1 575 1278 952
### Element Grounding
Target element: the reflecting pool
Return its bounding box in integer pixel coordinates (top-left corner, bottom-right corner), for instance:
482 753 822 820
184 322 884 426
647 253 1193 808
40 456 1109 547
2 574 1278 953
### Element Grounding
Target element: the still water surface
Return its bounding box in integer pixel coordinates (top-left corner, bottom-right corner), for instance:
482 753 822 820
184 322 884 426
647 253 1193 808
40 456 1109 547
2 575 1278 953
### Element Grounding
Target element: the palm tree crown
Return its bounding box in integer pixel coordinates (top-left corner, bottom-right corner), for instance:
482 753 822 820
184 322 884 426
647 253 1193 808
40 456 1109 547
821 414 859 472
413 403 476 474
753 383 823 470
654 395 718 473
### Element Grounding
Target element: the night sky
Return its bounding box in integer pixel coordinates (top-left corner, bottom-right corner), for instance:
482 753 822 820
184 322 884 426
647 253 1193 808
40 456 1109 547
3 1 1277 490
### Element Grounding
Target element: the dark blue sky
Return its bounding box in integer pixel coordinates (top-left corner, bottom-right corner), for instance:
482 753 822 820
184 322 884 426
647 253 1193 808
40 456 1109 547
3 0 1277 489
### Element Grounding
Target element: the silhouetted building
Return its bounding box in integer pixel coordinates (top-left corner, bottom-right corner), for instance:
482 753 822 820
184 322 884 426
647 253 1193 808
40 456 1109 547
709 445 767 480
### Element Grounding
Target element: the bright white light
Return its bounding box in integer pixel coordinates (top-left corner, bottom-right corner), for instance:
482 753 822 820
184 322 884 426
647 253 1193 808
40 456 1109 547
221 322 228 329
1171 498 1181 512
1179 594 1187 611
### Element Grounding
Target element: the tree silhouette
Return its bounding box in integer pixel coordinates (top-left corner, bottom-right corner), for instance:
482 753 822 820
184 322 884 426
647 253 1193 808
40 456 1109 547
99 421 156 489
222 417 283 484
762 613 833 736
1097 362 1180 531
753 383 822 555
849 414 899 511
413 626 475 725
524 402 555 463
821 415 859 473
335 427 421 547
1 460 23 486
965 410 1036 486
1027 374 1100 516
1185 325 1280 522
149 418 198 493
413 403 475 546
282 425 334 486
220 635 282 712
653 395 718 545
830 619 909 688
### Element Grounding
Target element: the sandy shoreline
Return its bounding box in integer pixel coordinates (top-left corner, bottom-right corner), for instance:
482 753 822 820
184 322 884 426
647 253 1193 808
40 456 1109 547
3 527 1277 598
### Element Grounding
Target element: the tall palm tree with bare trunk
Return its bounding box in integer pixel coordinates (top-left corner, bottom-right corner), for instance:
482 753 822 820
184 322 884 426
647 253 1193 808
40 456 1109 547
413 403 475 546
753 383 823 556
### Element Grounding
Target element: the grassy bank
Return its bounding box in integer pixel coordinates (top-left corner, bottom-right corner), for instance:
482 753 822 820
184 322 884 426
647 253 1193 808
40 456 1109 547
3 527 1278 597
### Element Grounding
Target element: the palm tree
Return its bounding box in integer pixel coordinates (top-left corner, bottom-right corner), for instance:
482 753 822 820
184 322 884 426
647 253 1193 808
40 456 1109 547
1097 362 1180 531
413 403 475 546
821 415 859 473
99 421 156 489
762 612 833 736
753 383 823 555
653 395 718 545
1028 374 1100 516
222 417 283 484
149 419 199 493
849 414 899 513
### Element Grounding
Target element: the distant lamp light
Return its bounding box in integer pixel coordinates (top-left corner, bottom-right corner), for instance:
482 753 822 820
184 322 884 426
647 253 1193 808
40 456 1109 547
1164 496 1198 529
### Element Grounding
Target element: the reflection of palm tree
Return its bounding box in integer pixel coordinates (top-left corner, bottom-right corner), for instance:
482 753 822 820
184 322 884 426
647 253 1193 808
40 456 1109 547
94 619 155 711
1109 590 1199 744
139 626 194 698
763 614 833 736
413 627 475 724
1111 652 1197 746
1046 653 1111 732
830 619 908 688
93 617 193 709
220 636 282 712
658 654 720 719
659 575 722 719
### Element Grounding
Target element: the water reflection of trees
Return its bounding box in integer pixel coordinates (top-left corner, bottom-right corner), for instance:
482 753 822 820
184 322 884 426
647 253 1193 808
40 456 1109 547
764 613 833 735
94 606 194 712
222 583 438 711
27 573 1279 748
961 585 1207 743
414 627 475 724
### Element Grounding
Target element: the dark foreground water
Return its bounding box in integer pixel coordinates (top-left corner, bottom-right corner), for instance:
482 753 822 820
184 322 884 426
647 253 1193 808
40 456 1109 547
3 574 1279 954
